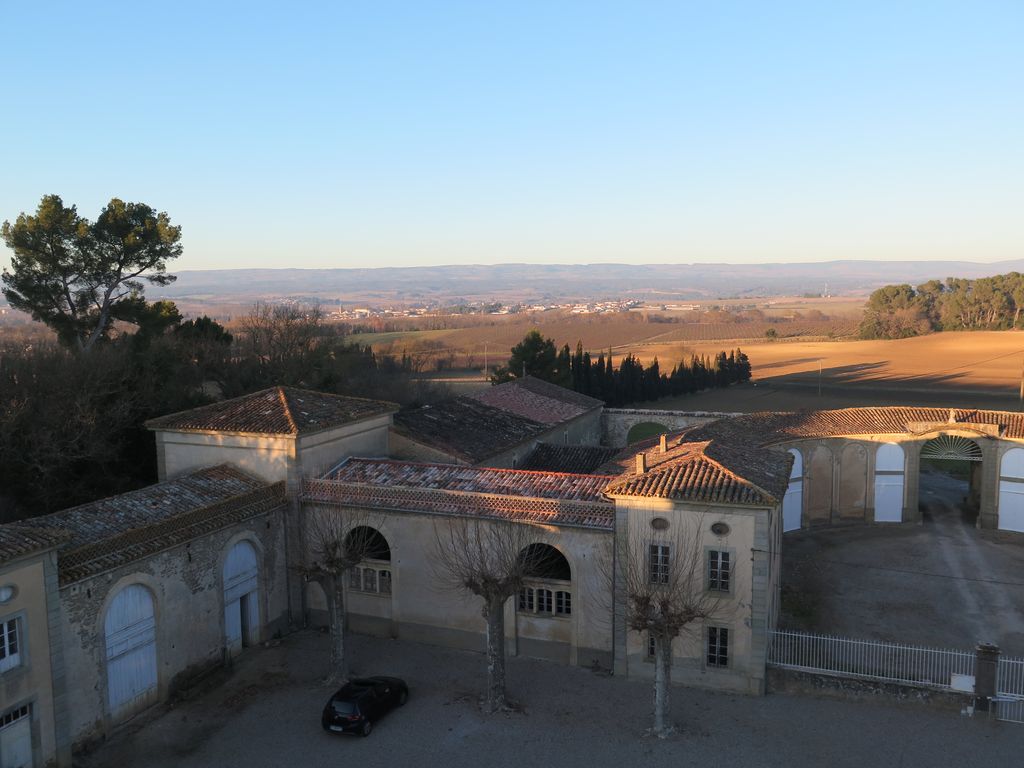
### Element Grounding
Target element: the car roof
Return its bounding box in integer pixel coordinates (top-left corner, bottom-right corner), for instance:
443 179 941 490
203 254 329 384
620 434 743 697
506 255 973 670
331 677 403 698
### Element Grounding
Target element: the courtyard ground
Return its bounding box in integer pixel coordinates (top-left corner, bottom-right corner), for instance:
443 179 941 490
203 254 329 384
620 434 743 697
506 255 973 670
78 628 1022 768
780 468 1024 656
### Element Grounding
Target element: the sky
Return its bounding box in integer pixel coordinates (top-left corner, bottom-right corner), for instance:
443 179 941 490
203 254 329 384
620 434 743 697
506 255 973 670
2 1 1022 271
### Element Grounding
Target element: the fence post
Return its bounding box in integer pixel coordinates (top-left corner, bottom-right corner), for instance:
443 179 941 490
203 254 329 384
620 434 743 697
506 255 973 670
975 643 1000 712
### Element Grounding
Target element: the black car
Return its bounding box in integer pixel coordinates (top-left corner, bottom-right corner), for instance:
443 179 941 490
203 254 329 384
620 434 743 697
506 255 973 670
321 676 409 736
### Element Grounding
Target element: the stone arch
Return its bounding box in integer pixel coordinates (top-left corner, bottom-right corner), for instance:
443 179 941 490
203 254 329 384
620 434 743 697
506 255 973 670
806 445 833 524
837 443 868 520
515 542 574 663
103 582 158 722
998 447 1024 533
626 422 670 445
873 443 905 523
344 526 391 561
519 543 572 581
782 448 803 532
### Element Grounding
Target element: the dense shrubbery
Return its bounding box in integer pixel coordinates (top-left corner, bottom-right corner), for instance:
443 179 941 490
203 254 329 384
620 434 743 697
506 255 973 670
859 272 1024 339
493 331 751 407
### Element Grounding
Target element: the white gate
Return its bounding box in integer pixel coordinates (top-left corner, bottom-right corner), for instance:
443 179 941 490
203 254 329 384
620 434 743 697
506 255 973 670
783 448 803 532
874 443 905 523
0 705 32 768
224 541 260 654
998 448 1024 533
105 584 158 721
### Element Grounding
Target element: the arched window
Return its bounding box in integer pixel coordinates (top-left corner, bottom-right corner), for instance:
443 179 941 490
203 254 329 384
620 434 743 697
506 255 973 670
104 584 158 720
517 544 572 617
999 448 1024 533
874 443 905 523
345 527 392 595
782 448 803 532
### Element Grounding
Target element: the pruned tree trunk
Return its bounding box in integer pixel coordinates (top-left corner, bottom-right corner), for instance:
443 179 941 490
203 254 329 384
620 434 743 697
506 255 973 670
484 595 507 712
652 635 673 737
325 574 348 685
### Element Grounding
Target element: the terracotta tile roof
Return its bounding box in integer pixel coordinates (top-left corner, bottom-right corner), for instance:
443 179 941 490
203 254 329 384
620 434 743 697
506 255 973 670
305 459 614 531
393 398 547 463
520 443 622 474
0 526 69 566
469 376 603 425
15 466 285 584
145 386 397 436
688 407 1024 444
605 437 792 507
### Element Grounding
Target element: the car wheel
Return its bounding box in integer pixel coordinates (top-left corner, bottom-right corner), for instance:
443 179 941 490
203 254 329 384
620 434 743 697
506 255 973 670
398 690 408 706
361 721 373 737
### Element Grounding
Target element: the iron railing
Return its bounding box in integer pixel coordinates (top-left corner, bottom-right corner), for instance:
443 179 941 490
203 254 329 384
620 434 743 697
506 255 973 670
768 629 975 691
997 655 1024 697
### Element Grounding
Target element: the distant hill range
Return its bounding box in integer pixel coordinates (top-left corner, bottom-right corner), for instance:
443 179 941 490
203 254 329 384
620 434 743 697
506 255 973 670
155 259 1024 305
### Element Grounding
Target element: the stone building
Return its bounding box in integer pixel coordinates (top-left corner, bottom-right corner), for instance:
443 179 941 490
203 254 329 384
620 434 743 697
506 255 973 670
6 382 1024 766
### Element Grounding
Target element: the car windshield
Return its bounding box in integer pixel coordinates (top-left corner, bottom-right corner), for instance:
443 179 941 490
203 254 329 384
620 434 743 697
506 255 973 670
331 700 357 715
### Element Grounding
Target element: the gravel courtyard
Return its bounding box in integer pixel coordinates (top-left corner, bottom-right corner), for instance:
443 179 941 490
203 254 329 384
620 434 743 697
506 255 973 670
781 467 1024 655
79 629 1022 768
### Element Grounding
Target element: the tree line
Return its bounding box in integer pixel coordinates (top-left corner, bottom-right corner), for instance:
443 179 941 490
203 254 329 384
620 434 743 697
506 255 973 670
493 331 751 406
859 272 1024 339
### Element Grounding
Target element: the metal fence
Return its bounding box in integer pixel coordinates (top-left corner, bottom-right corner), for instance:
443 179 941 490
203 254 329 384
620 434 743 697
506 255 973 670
768 629 975 691
996 656 1024 723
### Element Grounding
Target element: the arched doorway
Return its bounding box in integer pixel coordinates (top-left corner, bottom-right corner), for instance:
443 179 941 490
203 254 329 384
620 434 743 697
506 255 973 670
918 435 982 526
104 584 158 721
873 443 905 523
782 448 803 532
224 541 260 655
998 448 1024 533
516 544 572 662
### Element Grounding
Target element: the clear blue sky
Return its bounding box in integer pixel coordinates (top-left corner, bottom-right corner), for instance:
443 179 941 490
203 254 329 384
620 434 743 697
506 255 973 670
2 1 1022 271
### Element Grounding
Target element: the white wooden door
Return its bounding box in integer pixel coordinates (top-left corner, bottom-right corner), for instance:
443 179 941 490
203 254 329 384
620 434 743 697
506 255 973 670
0 710 32 768
874 443 905 523
999 448 1024 533
105 585 158 721
224 542 259 651
783 448 803 532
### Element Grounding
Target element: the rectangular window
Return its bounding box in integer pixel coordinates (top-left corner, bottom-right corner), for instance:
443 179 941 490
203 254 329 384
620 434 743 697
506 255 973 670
707 626 729 668
647 633 656 660
0 704 29 728
361 568 377 593
708 550 731 593
649 544 670 584
348 569 361 590
518 587 534 612
0 617 21 673
554 590 572 616
536 588 553 613
378 570 392 595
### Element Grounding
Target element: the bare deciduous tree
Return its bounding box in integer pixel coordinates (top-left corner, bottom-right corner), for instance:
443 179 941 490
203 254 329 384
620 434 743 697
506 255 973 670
241 302 324 380
298 510 386 684
618 515 725 737
432 517 552 712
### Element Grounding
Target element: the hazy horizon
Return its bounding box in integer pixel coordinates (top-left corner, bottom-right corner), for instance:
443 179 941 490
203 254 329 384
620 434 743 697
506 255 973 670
3 2 1022 273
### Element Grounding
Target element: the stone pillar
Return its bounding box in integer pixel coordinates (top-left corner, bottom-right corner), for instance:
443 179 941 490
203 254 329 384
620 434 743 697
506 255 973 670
977 440 1000 530
903 440 922 524
612 504 629 676
974 642 1000 712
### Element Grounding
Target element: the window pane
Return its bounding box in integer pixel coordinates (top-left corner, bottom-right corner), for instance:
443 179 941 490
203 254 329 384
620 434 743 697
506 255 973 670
555 591 572 615
363 568 377 593
378 570 392 594
348 569 361 589
518 587 534 612
537 589 552 613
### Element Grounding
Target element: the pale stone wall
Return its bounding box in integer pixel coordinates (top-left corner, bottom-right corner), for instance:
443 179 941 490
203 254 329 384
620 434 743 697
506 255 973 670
301 503 615 668
601 409 736 448
611 496 772 695
0 550 70 766
58 510 288 748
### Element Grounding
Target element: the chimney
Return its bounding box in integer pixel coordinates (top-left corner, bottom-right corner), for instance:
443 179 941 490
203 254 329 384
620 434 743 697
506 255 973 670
636 453 647 474
659 434 668 453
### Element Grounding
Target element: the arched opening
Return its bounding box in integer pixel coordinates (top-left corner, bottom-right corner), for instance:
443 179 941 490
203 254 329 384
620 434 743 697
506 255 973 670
224 540 260 654
627 422 669 445
873 443 905 523
782 448 803 532
998 448 1024 533
104 584 158 721
917 435 982 527
516 544 573 662
345 527 392 595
